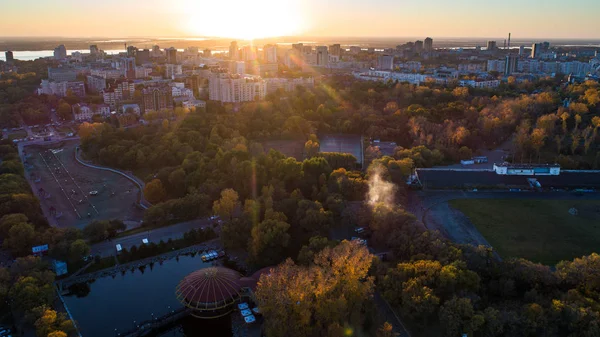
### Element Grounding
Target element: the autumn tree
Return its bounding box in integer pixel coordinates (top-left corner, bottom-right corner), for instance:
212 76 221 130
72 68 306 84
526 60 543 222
212 188 241 221
256 241 374 337
144 179 167 204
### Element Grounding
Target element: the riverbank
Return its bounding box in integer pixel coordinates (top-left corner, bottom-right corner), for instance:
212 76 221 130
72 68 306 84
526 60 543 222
59 240 220 289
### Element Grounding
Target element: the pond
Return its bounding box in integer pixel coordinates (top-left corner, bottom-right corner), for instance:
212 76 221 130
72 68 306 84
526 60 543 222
63 255 231 337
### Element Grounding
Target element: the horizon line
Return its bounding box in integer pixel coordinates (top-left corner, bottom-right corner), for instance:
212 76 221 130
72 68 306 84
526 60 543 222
1 35 600 41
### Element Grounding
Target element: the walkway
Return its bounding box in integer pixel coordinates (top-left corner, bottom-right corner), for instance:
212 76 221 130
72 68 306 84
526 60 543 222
73 147 151 209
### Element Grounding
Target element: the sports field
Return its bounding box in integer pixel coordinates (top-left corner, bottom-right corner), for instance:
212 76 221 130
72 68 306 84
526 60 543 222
449 198 600 265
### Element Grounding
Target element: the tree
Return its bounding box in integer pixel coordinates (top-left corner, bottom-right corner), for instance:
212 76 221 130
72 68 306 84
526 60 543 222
82 221 108 243
4 222 36 256
377 322 398 337
144 179 167 204
439 297 484 337
212 189 240 221
530 128 546 162
48 332 68 337
56 101 72 121
69 239 90 262
255 241 374 337
249 219 290 266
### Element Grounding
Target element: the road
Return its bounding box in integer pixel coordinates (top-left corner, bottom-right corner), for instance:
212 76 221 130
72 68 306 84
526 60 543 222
91 218 216 257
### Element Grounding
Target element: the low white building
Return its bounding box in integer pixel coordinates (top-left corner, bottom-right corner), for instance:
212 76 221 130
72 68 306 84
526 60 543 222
182 99 207 110
264 77 314 94
121 104 141 115
72 103 110 121
459 79 500 88
493 163 560 176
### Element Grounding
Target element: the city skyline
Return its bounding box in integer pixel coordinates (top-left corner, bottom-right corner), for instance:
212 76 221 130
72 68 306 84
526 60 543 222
2 0 600 40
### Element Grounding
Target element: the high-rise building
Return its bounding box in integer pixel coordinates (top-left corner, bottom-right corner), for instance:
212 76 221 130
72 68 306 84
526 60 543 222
142 86 173 113
229 41 239 60
5 51 14 63
209 72 267 103
424 37 433 52
242 45 256 61
125 58 136 79
127 46 138 58
377 54 395 71
316 46 328 66
54 45 67 60
165 64 183 79
415 41 424 53
166 47 178 64
151 45 162 58
90 45 99 55
329 44 342 57
263 45 278 63
531 43 543 59
233 61 245 75
136 49 150 64
519 45 525 56
486 41 497 51
203 49 212 57
505 54 518 76
292 43 303 53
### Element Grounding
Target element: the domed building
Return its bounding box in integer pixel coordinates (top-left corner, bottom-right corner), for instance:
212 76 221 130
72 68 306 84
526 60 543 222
176 267 243 318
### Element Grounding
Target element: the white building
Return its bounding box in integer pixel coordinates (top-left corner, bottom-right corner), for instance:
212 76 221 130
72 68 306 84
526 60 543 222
90 68 123 79
86 75 106 93
233 61 245 75
493 163 560 176
135 67 152 79
72 103 110 121
263 45 278 63
165 64 183 79
354 70 428 85
182 100 207 110
377 55 394 71
486 60 505 72
122 104 141 115
172 86 195 99
316 46 329 67
38 80 86 97
459 79 500 88
209 72 267 103
264 77 315 94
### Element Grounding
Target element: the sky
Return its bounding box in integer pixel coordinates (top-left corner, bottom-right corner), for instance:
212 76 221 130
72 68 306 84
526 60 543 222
1 0 599 40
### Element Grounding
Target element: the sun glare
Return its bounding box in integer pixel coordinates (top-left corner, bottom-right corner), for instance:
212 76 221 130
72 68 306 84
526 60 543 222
182 0 304 40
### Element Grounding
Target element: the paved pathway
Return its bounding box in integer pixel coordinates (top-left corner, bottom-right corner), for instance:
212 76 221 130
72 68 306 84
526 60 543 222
91 218 214 257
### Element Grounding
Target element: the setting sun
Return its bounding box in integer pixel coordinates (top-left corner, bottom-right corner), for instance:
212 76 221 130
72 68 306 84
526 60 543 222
182 0 305 40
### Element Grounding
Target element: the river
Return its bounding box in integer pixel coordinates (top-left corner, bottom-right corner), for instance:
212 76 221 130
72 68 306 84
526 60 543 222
62 254 232 337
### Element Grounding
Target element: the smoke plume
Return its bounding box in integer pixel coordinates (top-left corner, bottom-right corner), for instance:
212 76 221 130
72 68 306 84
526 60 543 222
367 167 397 208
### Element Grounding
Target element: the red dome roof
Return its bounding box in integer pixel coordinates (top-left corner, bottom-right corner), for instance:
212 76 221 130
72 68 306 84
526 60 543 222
176 267 242 310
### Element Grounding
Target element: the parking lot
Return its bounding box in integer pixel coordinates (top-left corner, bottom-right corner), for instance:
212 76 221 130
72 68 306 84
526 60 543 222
23 140 143 228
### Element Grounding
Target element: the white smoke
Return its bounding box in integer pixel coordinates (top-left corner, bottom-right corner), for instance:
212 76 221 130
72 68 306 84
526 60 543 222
367 167 397 208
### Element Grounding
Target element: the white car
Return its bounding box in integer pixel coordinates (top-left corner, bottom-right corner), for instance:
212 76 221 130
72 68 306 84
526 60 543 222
89 191 98 196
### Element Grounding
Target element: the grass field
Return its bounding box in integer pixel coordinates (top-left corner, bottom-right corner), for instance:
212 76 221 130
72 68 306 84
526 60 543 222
449 198 600 265
7 130 27 140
